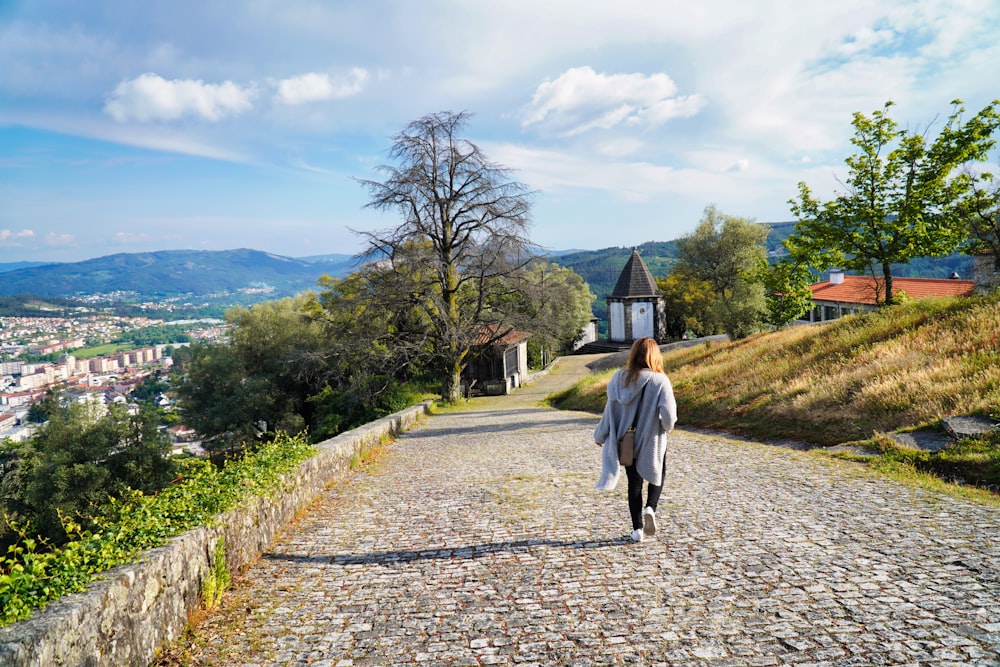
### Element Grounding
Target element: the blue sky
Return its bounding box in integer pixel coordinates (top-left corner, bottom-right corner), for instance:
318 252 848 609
2 0 999 263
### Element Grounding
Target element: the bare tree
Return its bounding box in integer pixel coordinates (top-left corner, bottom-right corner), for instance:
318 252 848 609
357 111 534 401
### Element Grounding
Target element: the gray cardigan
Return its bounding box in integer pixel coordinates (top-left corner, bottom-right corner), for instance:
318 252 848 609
593 368 677 491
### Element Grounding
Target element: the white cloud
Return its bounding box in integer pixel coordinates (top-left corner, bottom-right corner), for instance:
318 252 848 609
487 142 762 204
44 232 75 246
837 26 896 56
275 69 369 105
104 73 256 122
595 138 646 158
0 229 35 243
521 66 706 136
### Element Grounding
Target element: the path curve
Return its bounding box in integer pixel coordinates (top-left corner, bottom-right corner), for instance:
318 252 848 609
163 354 1000 666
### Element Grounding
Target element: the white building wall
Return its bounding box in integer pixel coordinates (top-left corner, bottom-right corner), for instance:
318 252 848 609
610 302 625 342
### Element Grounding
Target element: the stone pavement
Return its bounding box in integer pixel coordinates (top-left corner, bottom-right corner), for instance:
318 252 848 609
162 354 1000 666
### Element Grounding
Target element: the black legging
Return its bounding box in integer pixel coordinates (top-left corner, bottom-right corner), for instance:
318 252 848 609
625 462 663 530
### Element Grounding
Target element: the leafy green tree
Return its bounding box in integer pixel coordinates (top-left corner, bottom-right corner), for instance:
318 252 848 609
514 260 594 366
672 205 769 339
755 259 816 327
357 111 534 402
306 259 434 439
954 169 1000 260
656 270 720 339
14 402 175 544
176 289 422 450
0 438 25 540
175 296 327 453
26 391 58 424
789 99 1000 304
174 342 273 453
130 371 169 404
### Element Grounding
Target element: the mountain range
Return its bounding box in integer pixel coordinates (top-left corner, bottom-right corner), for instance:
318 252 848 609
0 249 360 300
0 221 973 316
0 225 799 301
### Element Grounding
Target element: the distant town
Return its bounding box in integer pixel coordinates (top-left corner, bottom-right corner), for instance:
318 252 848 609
0 312 226 451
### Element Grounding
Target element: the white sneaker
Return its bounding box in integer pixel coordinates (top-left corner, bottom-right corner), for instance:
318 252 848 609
630 529 643 542
642 507 657 536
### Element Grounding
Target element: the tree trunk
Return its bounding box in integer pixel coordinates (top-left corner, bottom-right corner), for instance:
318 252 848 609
439 254 465 403
441 361 463 403
882 261 894 304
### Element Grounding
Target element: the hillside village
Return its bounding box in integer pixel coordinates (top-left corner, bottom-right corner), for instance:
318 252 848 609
0 313 224 447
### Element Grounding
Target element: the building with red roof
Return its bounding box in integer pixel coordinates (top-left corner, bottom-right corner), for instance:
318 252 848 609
805 269 976 322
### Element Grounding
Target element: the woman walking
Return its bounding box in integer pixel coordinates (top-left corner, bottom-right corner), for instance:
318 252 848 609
594 337 677 542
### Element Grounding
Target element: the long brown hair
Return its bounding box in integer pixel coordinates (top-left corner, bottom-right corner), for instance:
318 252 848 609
624 337 663 387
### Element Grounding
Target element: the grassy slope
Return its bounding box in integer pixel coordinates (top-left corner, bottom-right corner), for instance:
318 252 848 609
554 293 1000 495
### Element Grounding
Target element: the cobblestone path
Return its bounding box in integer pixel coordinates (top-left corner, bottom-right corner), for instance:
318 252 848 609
166 355 1000 666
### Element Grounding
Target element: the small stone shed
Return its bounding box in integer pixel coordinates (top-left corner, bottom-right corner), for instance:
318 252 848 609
463 327 529 396
606 248 667 344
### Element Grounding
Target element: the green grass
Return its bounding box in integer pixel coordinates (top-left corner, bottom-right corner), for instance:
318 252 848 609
553 292 1000 498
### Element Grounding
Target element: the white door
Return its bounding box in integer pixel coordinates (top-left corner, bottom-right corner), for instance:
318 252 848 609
610 302 625 341
631 302 654 339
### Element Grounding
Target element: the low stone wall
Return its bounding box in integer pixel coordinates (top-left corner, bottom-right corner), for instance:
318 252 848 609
522 356 561 385
0 401 434 667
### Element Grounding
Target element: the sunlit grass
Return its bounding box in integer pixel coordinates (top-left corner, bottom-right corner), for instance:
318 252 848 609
553 292 1000 497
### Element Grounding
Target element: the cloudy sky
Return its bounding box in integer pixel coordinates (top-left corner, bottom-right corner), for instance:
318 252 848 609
2 0 999 263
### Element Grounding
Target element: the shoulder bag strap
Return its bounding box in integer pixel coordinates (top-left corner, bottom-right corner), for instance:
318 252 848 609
628 383 647 431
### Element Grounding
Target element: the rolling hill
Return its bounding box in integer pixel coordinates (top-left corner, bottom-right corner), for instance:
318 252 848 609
0 249 360 299
0 224 973 313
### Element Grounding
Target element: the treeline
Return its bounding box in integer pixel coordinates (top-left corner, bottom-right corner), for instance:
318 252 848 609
0 111 595 564
0 251 593 555
172 255 594 454
658 99 1000 340
0 295 86 318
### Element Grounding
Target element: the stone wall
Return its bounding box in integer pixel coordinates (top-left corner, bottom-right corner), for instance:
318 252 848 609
972 251 999 294
0 401 434 667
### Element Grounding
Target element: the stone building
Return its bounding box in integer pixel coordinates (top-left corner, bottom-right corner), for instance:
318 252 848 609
606 248 666 344
973 250 1000 294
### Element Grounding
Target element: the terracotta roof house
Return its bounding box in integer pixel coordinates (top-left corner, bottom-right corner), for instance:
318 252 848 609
606 248 666 344
804 269 976 322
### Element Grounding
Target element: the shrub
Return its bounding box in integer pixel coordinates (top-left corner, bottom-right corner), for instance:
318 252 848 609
0 432 314 627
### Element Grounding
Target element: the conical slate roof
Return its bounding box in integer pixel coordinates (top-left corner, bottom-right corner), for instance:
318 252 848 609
610 248 660 298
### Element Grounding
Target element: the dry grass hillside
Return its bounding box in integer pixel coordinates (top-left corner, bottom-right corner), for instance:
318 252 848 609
554 292 1000 496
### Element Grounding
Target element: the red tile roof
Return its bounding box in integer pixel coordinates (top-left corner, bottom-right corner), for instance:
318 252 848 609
473 325 529 346
810 276 975 306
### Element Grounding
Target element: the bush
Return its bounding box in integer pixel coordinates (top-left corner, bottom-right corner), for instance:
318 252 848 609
0 432 314 627
8 402 176 546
